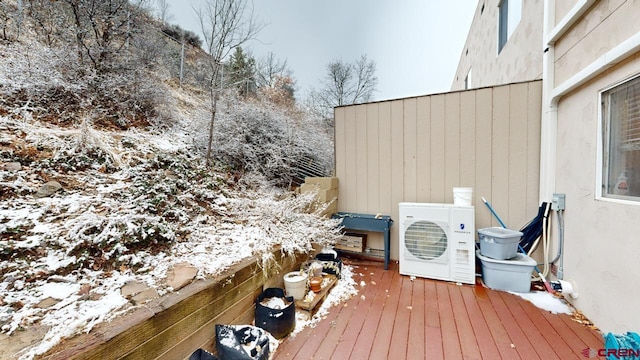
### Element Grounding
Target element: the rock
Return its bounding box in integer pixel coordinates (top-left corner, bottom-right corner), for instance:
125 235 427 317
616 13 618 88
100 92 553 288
36 297 60 309
164 169 179 179
166 262 198 291
120 281 150 297
2 162 21 171
34 181 62 198
131 288 159 304
78 284 91 296
120 280 158 304
0 324 50 360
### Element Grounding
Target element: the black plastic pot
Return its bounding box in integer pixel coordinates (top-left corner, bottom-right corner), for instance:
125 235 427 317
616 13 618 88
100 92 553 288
315 253 343 279
254 288 295 339
189 348 218 360
215 324 269 360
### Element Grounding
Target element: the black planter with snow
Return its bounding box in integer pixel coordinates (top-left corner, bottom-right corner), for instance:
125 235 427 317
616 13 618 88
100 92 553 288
315 252 343 279
254 287 295 339
215 324 269 360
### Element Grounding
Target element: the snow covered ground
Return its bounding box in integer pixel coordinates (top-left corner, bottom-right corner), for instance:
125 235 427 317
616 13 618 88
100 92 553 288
0 112 343 359
509 291 573 315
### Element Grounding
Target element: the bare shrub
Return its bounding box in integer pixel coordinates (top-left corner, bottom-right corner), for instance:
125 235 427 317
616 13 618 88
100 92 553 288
209 93 333 188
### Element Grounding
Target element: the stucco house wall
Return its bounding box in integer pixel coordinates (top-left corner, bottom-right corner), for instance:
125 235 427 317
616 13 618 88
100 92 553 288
550 0 640 334
451 0 640 333
451 0 544 91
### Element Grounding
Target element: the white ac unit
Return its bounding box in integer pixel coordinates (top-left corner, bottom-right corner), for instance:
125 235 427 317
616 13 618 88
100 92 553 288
399 203 476 284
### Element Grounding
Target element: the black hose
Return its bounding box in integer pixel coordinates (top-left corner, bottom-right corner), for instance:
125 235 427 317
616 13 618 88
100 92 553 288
519 202 550 254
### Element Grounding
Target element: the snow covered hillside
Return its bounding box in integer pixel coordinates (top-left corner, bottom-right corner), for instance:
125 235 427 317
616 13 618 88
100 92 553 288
0 37 341 360
0 3 346 357
0 107 343 358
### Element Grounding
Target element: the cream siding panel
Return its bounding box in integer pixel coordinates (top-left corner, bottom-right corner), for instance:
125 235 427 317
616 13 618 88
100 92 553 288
403 98 418 201
460 90 477 191
366 103 380 214
445 92 461 203
416 97 431 203
390 101 405 258
344 106 357 212
526 81 542 218
334 107 346 206
378 102 392 215
430 94 446 202
508 83 529 228
475 88 494 228
390 101 404 206
491 85 511 227
334 81 542 260
355 104 368 210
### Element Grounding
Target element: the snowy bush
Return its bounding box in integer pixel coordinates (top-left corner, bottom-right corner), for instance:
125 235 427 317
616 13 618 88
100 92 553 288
0 34 174 129
210 93 333 188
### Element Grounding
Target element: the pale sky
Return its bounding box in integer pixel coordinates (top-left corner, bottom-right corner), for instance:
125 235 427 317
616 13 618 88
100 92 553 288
163 1 477 102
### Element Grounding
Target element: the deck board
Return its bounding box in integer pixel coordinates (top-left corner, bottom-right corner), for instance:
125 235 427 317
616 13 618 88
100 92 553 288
275 260 603 359
448 283 481 359
467 284 520 359
459 285 502 359
368 268 403 360
349 266 392 359
436 281 463 359
485 288 543 359
424 280 444 359
330 265 385 360
407 277 426 358
498 290 561 359
387 275 412 359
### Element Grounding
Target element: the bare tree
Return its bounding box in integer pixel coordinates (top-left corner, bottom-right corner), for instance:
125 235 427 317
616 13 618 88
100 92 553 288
0 0 19 41
25 0 70 46
351 54 378 103
154 0 173 23
309 54 378 120
195 0 264 163
62 0 150 72
256 51 291 89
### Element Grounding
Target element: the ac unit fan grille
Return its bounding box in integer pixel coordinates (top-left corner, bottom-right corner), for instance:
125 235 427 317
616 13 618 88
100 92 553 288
404 220 448 261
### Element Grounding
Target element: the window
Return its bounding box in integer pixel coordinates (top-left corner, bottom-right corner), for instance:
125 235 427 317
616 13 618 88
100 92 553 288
498 0 508 52
601 75 640 200
464 68 472 90
497 0 522 53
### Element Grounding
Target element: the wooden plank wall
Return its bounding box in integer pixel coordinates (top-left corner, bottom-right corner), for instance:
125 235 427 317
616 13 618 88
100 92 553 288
334 80 542 260
41 250 308 360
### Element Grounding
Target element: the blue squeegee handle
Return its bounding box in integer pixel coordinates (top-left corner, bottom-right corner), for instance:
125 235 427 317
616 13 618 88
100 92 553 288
482 198 507 228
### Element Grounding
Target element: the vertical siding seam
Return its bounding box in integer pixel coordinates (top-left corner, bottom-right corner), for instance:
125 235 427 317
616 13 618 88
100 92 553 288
412 99 415 199
458 92 462 187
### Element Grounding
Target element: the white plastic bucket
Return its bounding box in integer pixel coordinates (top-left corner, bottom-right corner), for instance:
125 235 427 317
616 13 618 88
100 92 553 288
453 187 473 206
283 271 308 300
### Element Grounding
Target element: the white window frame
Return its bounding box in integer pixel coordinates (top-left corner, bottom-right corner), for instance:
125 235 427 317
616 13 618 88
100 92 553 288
597 73 640 204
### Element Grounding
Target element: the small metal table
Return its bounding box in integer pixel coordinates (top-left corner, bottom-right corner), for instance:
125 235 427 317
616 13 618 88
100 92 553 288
332 212 394 270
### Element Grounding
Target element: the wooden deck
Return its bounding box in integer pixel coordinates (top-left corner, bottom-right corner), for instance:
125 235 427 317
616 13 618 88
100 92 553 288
275 259 603 359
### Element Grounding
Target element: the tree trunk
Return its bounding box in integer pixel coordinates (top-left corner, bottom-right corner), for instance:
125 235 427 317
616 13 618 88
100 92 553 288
205 86 219 164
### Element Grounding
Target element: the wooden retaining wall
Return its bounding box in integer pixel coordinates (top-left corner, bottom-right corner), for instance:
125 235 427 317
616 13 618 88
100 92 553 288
41 250 310 360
